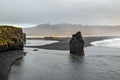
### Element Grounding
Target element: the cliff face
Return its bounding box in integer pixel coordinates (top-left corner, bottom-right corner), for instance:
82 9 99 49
0 25 26 52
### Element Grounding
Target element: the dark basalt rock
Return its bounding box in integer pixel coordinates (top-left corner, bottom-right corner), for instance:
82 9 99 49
0 50 25 80
69 31 85 55
0 25 26 52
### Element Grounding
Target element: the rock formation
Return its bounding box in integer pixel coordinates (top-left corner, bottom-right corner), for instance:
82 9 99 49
69 31 84 55
0 25 26 52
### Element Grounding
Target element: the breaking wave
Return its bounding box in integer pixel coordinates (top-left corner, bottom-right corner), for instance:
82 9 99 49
91 38 120 48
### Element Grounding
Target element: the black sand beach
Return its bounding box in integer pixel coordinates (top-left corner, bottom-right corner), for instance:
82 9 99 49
25 36 119 50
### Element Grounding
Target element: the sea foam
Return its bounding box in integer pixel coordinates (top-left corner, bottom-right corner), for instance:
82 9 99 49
91 38 120 48
25 39 59 46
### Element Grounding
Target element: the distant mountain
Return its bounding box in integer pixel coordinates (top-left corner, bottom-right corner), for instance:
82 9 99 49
23 23 120 37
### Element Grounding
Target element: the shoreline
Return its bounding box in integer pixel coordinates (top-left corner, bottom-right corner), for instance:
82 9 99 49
9 37 120 80
25 36 120 50
1 36 119 80
0 50 25 80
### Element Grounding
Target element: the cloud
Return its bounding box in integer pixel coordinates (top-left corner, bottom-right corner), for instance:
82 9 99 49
0 0 120 27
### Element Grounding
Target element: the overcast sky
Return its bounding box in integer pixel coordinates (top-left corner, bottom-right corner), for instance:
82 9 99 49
0 0 120 27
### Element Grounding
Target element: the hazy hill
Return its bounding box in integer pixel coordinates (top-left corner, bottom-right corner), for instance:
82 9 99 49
23 23 120 37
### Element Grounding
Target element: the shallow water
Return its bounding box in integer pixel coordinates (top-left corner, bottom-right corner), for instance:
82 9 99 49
8 45 120 80
25 39 59 46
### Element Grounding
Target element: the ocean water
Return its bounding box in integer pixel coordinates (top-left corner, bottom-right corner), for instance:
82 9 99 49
8 39 120 80
25 39 59 46
91 38 120 48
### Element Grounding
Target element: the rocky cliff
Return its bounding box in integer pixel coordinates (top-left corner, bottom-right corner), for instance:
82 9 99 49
0 25 26 51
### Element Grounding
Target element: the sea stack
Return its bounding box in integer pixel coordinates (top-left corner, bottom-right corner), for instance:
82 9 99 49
69 31 85 55
0 25 26 52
